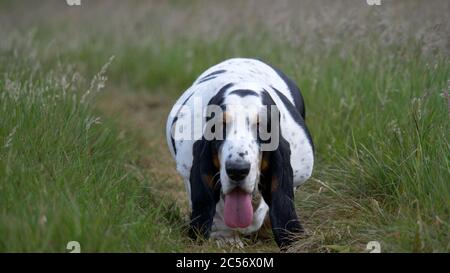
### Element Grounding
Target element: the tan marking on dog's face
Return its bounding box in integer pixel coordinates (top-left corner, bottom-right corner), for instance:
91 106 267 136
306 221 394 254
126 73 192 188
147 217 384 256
202 174 215 188
212 150 220 169
260 152 270 172
271 176 278 193
223 111 231 125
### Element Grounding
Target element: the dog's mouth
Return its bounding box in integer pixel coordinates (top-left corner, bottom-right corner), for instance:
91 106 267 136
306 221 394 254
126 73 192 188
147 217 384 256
223 188 253 228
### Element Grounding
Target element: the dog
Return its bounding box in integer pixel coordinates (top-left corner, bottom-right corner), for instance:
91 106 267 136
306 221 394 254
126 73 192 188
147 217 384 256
166 58 314 249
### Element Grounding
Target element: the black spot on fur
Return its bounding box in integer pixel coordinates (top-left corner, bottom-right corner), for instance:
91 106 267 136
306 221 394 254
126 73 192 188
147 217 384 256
197 69 227 84
197 76 217 84
229 89 259 97
170 116 178 154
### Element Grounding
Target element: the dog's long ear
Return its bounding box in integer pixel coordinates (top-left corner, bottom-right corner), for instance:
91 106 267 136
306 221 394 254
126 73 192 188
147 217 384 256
259 91 303 249
188 138 221 240
188 84 234 240
260 138 303 249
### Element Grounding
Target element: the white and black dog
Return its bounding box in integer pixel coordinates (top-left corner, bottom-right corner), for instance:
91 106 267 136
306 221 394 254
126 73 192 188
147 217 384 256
166 58 314 248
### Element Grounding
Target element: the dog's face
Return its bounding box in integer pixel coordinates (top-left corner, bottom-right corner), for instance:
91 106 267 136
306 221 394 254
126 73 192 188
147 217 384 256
214 92 264 196
207 89 278 192
205 90 279 229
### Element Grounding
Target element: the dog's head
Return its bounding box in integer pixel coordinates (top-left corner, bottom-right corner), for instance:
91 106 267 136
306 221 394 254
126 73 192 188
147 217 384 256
189 84 304 248
211 90 277 193
200 87 281 228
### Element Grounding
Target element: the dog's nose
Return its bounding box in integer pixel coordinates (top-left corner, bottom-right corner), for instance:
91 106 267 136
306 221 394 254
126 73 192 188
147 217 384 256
225 160 250 181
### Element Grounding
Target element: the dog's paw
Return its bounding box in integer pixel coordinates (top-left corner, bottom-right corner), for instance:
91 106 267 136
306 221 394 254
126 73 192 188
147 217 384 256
215 236 244 249
211 231 244 249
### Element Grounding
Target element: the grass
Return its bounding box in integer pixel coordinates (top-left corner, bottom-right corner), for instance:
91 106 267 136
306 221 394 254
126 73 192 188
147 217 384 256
0 51 188 252
0 0 449 252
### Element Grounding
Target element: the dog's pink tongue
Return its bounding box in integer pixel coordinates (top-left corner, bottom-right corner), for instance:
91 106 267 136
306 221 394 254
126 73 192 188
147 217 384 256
224 188 253 228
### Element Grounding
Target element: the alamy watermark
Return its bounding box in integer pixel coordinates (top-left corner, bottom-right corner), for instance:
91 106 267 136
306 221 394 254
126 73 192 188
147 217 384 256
66 241 81 253
366 0 382 6
65 0 81 6
366 241 381 253
170 99 280 151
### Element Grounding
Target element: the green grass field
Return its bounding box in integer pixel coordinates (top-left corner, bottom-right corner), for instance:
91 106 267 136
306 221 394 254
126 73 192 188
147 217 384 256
0 0 449 252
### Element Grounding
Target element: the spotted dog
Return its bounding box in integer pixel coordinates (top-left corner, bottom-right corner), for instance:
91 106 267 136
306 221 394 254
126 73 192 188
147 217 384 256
166 58 314 249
